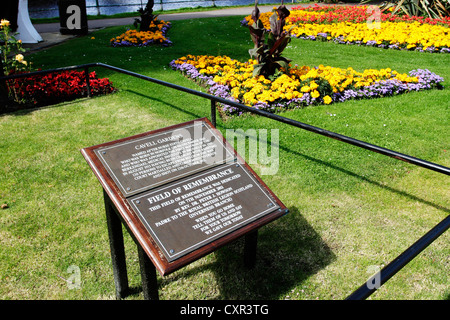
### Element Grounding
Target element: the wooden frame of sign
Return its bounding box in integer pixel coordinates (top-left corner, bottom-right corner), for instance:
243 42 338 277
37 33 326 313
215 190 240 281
81 118 288 299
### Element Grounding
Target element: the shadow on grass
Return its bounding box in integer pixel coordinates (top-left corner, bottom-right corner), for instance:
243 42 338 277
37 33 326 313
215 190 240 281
105 90 446 299
125 89 206 120
277 142 450 214
232 129 449 214
0 96 95 116
210 207 335 299
152 207 334 300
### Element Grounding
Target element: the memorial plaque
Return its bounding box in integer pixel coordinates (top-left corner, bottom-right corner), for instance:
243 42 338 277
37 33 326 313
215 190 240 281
128 163 280 262
81 118 288 275
94 120 234 197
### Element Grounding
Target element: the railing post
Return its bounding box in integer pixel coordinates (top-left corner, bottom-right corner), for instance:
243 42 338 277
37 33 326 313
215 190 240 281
84 66 91 98
210 100 217 127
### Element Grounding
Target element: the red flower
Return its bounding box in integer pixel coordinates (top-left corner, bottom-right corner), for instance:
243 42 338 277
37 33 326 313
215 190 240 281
6 70 116 106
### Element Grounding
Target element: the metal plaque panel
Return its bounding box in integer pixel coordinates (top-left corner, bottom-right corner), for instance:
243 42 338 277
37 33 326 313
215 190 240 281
94 121 235 197
127 162 280 262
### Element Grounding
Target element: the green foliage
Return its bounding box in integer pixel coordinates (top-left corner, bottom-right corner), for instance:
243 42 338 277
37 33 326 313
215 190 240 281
379 0 450 19
0 19 32 107
0 19 31 76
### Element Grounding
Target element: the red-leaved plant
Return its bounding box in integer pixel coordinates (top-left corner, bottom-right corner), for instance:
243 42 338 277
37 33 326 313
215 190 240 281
248 0 292 77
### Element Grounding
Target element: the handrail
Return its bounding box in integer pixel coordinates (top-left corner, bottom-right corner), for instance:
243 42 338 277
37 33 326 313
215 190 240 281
2 62 448 299
4 62 447 175
346 214 450 300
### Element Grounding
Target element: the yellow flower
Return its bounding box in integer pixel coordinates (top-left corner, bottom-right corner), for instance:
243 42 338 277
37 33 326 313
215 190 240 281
311 90 320 98
246 7 450 53
301 85 310 93
0 19 10 27
285 92 293 100
172 54 422 111
15 54 24 62
14 54 27 66
110 24 170 45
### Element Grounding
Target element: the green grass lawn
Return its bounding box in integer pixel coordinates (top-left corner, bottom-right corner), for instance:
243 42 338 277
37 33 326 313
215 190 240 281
0 15 448 300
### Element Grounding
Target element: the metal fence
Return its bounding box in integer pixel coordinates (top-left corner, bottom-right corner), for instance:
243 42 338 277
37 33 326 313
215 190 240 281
1 62 448 299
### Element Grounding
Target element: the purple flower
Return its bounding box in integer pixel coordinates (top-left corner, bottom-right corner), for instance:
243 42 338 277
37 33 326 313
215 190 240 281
110 21 172 47
170 59 445 117
240 18 249 27
290 33 449 54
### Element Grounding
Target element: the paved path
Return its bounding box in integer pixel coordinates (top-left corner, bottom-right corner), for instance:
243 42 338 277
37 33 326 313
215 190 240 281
34 5 302 32
24 4 304 52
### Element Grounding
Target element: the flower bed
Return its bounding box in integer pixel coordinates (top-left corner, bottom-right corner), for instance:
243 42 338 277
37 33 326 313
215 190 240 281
6 70 116 107
170 55 444 116
290 5 450 26
1 18 115 113
241 5 450 53
110 20 172 47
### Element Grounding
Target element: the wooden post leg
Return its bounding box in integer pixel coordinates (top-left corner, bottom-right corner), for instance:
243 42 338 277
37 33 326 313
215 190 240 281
137 245 159 300
244 230 258 269
103 190 129 299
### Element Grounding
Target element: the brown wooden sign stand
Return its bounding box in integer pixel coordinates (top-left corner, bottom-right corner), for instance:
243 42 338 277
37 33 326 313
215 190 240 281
81 118 288 299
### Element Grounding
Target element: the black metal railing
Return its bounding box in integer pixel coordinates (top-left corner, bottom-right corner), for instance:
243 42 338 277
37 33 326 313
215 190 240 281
1 62 449 299
346 214 450 300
